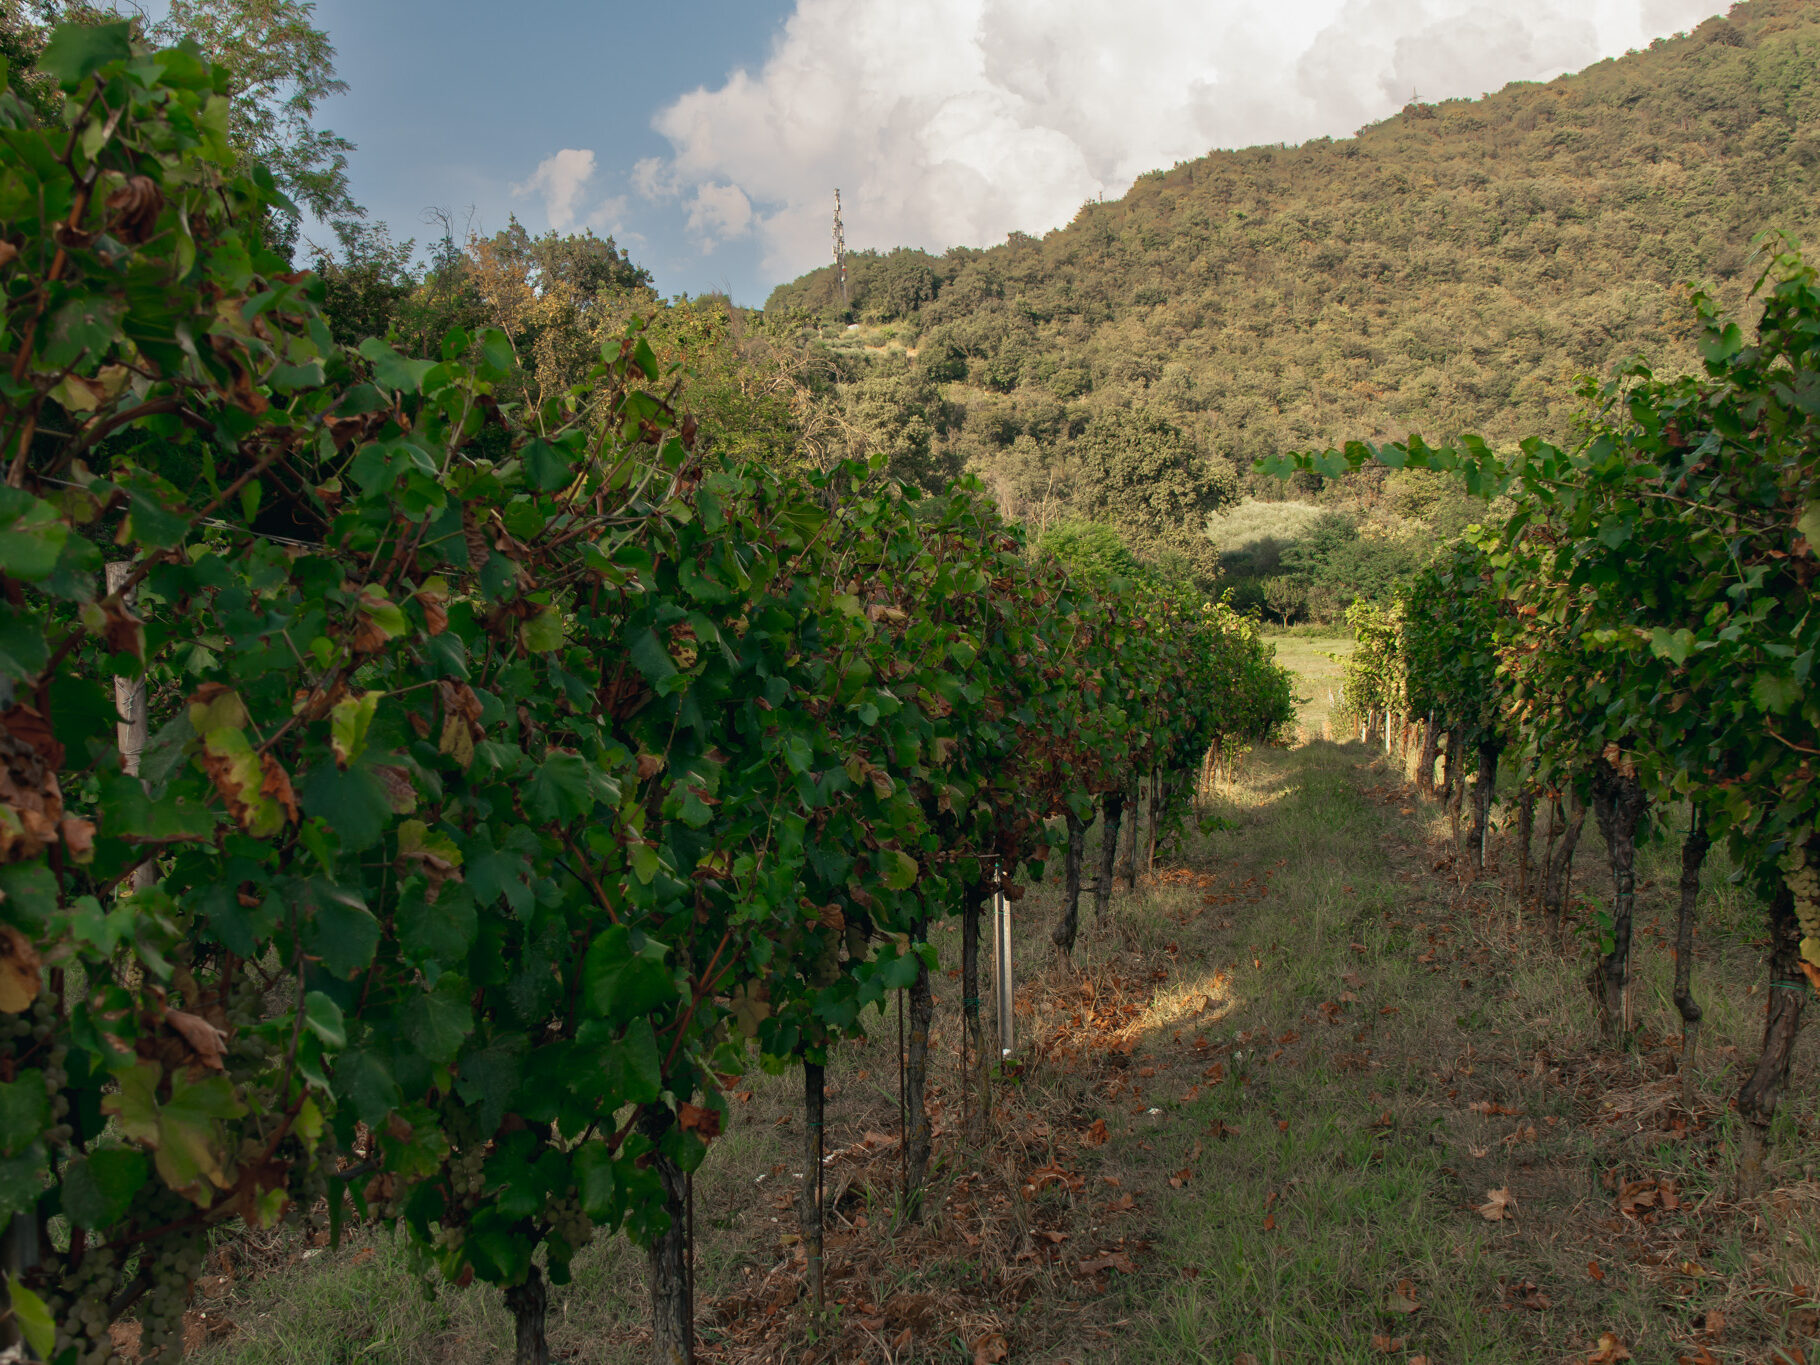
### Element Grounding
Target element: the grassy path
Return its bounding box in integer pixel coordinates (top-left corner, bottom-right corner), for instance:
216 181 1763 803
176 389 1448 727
194 739 1820 1365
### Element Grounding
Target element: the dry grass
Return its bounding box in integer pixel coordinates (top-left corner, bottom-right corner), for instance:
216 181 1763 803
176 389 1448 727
190 739 1820 1365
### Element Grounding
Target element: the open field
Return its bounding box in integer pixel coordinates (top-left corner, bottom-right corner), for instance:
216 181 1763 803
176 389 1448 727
187 739 1819 1365
1263 632 1355 737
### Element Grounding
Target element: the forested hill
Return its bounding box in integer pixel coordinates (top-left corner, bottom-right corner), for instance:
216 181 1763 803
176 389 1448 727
766 0 1820 485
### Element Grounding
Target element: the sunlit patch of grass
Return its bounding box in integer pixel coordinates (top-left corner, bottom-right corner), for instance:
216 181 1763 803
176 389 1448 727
1257 633 1355 736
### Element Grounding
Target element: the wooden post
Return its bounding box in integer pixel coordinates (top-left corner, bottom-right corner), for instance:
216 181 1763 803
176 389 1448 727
107 562 154 894
800 1060 825 1309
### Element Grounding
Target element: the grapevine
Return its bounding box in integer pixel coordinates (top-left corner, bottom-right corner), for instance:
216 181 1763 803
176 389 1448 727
0 23 1295 1362
1266 232 1820 1174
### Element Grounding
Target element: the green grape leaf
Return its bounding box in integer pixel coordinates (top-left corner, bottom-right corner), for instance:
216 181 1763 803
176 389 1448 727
627 628 678 684
573 1143 617 1220
1799 502 1820 553
520 605 565 653
403 974 472 1066
582 928 674 1023
0 1074 48 1155
330 691 382 768
302 991 346 1049
0 492 68 582
881 850 919 891
7 1275 54 1359
301 879 381 977
36 20 132 87
60 1147 149 1230
357 337 437 394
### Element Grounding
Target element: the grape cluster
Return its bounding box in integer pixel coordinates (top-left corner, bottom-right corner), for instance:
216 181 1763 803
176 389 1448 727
447 1144 487 1204
542 1191 593 1251
432 1221 466 1253
133 1230 207 1361
51 1242 122 1365
1786 844 1820 958
3 995 73 1148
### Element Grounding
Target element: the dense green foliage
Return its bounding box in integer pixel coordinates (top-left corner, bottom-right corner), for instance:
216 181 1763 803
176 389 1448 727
0 27 1292 1362
764 0 1818 607
1271 237 1820 1151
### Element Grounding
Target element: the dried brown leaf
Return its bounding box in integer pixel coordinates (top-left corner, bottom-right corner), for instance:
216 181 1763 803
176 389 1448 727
166 1008 228 1071
1478 1187 1516 1220
0 923 42 1013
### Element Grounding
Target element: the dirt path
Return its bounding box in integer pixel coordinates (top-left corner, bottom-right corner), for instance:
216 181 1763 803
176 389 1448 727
197 740 1820 1365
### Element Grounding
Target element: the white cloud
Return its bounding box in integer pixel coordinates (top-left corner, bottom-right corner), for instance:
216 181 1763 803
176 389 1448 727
631 156 678 201
685 182 755 247
512 148 629 236
646 0 1722 283
513 148 597 232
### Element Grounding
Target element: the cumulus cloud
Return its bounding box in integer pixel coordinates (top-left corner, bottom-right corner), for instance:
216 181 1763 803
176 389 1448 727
643 0 1721 281
512 147 628 235
685 183 755 246
631 156 678 201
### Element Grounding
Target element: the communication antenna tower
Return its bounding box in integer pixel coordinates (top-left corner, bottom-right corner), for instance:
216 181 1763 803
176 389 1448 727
832 188 848 308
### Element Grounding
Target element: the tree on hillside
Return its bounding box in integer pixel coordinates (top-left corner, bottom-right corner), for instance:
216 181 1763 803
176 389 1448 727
1070 407 1237 537
862 249 941 321
1036 520 1143 585
760 0 1820 560
843 372 961 491
1277 512 1425 621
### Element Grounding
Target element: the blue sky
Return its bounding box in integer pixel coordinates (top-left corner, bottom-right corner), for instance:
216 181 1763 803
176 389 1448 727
297 0 1721 307
301 0 791 302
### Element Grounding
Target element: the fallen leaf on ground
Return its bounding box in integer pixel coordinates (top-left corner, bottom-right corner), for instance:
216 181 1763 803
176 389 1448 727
1370 1334 1406 1353
1618 1178 1661 1217
1385 1279 1421 1314
1077 1252 1137 1276
1587 1332 1632 1363
971 1330 1009 1364
1587 1260 1605 1281
1676 1349 1719 1365
1478 1187 1516 1220
1502 1279 1551 1311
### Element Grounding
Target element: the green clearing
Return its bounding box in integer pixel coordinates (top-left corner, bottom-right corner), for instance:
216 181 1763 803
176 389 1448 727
193 739 1820 1364
1264 632 1355 737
